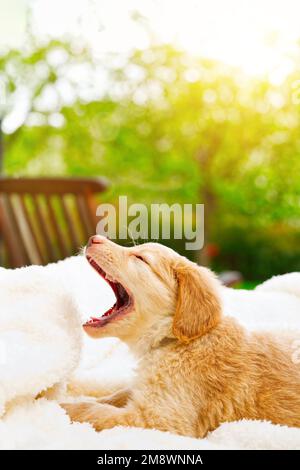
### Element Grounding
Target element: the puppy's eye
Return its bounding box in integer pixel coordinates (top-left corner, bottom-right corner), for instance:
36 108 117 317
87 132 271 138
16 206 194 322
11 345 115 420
134 254 147 264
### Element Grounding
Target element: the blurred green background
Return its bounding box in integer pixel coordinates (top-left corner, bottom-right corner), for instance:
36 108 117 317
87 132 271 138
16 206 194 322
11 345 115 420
1 1 300 283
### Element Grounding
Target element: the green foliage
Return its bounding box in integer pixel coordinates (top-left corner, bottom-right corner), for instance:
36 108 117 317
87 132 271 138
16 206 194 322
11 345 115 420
212 225 300 281
1 39 300 279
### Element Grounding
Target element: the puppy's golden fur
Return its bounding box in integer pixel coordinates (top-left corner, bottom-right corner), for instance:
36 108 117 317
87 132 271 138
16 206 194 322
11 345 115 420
62 238 300 437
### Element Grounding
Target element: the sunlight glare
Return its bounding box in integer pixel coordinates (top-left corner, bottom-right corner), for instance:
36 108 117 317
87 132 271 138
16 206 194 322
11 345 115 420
2 0 300 81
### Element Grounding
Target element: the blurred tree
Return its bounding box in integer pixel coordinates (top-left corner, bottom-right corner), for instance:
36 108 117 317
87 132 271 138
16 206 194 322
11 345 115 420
0 38 94 173
1 39 300 277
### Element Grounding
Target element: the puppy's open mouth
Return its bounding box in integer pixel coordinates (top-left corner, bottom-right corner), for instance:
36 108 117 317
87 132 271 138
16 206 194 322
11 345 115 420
84 256 132 328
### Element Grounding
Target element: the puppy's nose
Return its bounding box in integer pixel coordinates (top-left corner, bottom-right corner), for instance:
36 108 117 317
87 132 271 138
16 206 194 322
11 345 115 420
87 235 106 247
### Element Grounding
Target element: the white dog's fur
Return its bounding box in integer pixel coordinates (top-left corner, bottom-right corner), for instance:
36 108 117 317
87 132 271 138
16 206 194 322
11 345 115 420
0 256 300 448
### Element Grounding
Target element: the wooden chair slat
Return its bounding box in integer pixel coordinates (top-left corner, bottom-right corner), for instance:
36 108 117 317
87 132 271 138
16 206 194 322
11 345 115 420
45 195 69 259
0 196 5 265
0 177 109 268
60 196 81 252
76 195 94 239
12 195 42 265
1 194 30 266
31 195 56 263
84 188 99 228
0 177 108 195
19 194 45 265
0 196 23 267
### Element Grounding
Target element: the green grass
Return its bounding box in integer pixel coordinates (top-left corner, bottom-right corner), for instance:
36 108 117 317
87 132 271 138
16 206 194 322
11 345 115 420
235 281 260 290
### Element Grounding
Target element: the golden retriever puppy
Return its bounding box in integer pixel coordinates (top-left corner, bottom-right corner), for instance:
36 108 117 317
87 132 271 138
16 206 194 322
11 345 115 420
62 236 300 437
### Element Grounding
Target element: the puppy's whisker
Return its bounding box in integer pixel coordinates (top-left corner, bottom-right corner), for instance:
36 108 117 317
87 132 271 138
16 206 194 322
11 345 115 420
127 228 137 247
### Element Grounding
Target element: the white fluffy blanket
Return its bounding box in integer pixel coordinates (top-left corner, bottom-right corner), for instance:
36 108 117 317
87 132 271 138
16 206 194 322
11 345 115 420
0 257 300 450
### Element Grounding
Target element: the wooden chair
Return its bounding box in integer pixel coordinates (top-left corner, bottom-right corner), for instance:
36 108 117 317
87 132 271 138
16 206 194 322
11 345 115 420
0 177 108 268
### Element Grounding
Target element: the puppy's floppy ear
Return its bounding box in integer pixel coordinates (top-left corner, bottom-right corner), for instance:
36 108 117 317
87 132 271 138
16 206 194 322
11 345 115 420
172 261 222 342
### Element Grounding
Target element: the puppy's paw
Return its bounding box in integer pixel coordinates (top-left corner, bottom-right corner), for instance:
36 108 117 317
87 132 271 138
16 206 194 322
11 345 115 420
98 388 132 407
60 402 95 424
61 401 128 431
